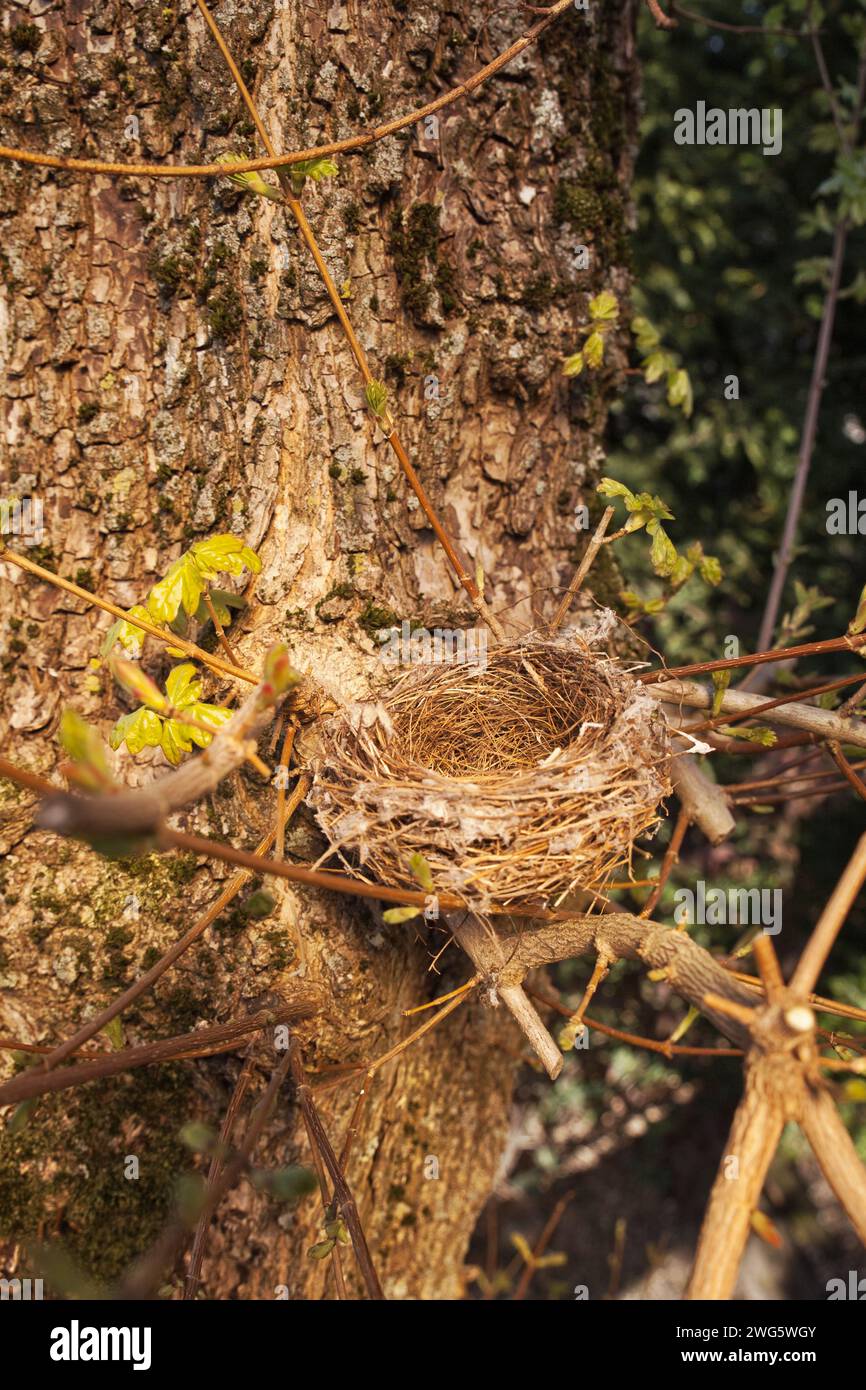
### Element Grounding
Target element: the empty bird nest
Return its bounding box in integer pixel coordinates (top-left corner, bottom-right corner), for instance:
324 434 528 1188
307 634 672 913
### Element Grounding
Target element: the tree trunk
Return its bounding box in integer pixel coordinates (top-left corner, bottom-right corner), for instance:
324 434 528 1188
0 0 639 1298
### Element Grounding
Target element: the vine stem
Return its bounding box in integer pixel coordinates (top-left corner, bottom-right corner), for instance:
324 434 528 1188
0 0 575 181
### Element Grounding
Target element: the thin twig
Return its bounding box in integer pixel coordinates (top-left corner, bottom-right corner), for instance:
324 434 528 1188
184 1051 257 1300
790 831 866 996
549 506 615 634
287 1040 384 1300
755 220 849 656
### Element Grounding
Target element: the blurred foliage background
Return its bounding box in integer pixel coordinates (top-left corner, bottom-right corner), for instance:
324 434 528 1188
469 0 866 1300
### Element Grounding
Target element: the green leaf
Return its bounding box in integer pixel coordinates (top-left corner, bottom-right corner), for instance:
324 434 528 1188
699 553 723 586
110 706 163 757
588 289 618 321
165 663 202 710
175 1173 207 1225
717 725 778 747
179 1121 218 1153
365 379 389 417
215 153 282 201
191 535 261 582
7 1098 37 1135
850 582 866 635
324 1216 350 1244
160 719 194 766
583 330 605 369
307 1238 337 1260
290 157 338 196
666 367 693 417
562 351 585 377
711 669 732 716
631 315 661 354
642 348 676 385
101 604 152 659
242 889 277 919
250 1165 317 1201
597 476 635 503
409 852 434 892
59 710 115 790
147 553 204 624
382 905 422 924
649 523 679 578
188 702 233 736
194 588 245 628
621 589 666 616
99 1016 123 1051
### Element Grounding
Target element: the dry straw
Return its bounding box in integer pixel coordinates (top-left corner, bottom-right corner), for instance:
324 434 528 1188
307 632 672 913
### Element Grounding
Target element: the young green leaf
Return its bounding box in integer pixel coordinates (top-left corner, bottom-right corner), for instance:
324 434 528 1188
562 350 585 377
583 330 605 369
307 1237 337 1260
365 379 389 417
216 153 282 201
59 710 115 791
409 852 435 893
717 725 778 747
382 905 422 924
698 553 723 586
290 157 338 196
597 477 635 503
250 1165 317 1201
110 707 164 757
102 1016 124 1051
190 535 261 582
648 522 679 578
164 662 202 710
588 289 618 321
667 367 694 417
147 553 204 625
711 669 732 716
101 604 152 659
849 581 866 635
631 315 661 353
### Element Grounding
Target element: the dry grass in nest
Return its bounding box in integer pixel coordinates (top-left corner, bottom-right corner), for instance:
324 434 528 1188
307 636 672 911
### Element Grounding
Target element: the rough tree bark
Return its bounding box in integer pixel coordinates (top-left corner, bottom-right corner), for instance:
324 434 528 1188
0 0 639 1298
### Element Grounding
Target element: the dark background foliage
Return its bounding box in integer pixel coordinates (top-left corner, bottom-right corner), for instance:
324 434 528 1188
469 0 866 1299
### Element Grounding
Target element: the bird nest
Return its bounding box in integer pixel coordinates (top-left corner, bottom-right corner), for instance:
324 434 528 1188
307 635 671 912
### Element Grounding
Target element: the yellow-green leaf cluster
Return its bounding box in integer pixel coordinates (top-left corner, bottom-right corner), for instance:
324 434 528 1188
110 662 233 766
562 289 620 378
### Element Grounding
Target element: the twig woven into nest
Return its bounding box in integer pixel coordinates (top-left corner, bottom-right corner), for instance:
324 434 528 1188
307 635 672 912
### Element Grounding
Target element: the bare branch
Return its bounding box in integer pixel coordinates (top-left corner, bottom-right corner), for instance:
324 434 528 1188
653 679 866 751
686 1060 788 1299
800 1083 866 1244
